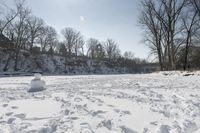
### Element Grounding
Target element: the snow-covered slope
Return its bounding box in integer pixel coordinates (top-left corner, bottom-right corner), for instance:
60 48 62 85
0 73 200 133
0 50 133 75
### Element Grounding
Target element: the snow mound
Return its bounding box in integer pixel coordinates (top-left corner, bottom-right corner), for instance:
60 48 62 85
29 73 46 92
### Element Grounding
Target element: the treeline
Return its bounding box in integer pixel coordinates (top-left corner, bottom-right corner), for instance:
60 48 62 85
0 0 146 72
139 0 200 70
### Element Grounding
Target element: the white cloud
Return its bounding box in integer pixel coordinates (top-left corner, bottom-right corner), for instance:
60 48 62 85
80 16 85 22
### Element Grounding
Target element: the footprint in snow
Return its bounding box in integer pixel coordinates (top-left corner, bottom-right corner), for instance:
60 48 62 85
64 109 70 115
14 113 26 119
80 122 90 127
74 97 82 102
20 122 32 129
150 121 158 126
158 125 171 133
2 104 8 107
97 120 112 130
80 123 93 133
7 117 16 124
107 104 115 108
70 117 79 120
11 106 18 109
5 112 13 116
81 128 93 133
91 110 105 117
113 109 131 116
183 120 198 133
120 126 138 133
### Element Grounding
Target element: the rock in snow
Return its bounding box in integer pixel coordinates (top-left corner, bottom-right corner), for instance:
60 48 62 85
28 73 46 92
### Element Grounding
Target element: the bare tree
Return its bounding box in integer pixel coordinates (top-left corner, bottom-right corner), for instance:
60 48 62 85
45 27 57 52
95 43 105 60
37 26 57 53
139 0 165 70
27 15 44 50
158 0 187 69
58 42 67 57
181 4 199 70
0 0 5 14
10 0 31 71
0 3 19 34
104 39 120 61
191 0 200 15
87 38 99 59
74 35 84 57
124 51 134 60
61 27 81 59
87 38 105 59
0 1 18 71
139 0 188 70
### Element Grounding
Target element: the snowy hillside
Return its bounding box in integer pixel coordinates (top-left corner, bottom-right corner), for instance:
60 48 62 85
0 50 133 75
0 73 200 133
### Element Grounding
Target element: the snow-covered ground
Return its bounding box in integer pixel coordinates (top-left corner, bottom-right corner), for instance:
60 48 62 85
0 72 200 133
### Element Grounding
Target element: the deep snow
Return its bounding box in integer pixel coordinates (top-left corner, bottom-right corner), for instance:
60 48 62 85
0 72 200 133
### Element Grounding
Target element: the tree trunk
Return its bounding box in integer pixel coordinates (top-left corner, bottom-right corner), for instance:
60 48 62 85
183 31 191 70
68 43 71 59
170 33 176 70
14 51 20 71
3 54 11 71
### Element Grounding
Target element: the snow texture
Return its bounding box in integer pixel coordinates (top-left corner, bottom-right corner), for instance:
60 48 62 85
0 72 200 132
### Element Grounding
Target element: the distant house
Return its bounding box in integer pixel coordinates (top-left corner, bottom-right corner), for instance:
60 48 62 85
141 63 160 73
0 33 14 50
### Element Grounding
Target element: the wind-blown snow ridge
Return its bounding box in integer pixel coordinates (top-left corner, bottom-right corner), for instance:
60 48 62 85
0 73 200 133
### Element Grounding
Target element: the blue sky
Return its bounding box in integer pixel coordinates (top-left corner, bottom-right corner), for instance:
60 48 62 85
7 0 149 59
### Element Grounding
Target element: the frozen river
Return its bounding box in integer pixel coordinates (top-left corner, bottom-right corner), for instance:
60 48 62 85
0 72 200 133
